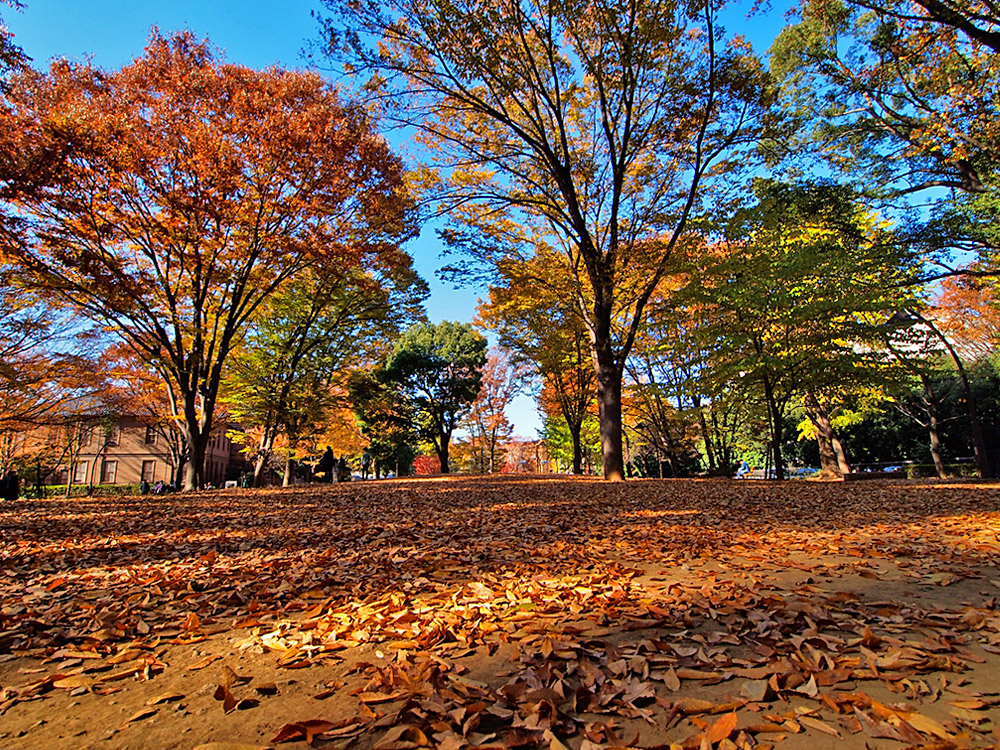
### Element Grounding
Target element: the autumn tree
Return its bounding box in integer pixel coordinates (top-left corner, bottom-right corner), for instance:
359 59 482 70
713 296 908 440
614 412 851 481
320 0 774 479
478 253 596 474
222 261 426 486
0 32 413 490
0 1 26 89
934 277 1000 360
464 348 529 473
686 181 917 479
384 321 487 473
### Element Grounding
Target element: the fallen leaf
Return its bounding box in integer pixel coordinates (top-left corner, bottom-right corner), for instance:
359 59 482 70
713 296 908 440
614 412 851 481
798 715 842 738
706 712 739 744
271 719 337 744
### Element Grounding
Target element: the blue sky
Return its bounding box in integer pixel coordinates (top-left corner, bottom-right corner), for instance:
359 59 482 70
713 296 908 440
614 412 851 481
4 1 791 439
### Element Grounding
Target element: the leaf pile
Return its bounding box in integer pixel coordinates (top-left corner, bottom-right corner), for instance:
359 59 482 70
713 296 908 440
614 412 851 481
1 476 999 748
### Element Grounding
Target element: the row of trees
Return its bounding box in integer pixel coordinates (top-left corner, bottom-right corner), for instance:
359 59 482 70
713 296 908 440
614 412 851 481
315 0 998 478
2 0 998 483
484 180 998 479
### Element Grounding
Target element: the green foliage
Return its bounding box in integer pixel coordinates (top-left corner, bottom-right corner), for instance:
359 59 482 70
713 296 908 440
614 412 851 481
384 321 487 472
771 0 1000 198
322 0 776 479
684 180 919 476
348 366 419 477
840 357 1000 465
222 262 426 472
541 412 601 474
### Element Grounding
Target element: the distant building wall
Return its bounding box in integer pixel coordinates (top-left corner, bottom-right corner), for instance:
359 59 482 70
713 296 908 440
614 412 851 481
45 416 233 487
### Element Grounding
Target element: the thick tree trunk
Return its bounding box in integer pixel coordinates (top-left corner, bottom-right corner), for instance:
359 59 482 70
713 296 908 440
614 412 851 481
185 433 206 491
805 393 851 478
283 456 293 487
595 368 625 481
179 390 205 491
831 434 851 476
253 430 273 487
437 436 450 474
814 428 840 478
253 455 267 486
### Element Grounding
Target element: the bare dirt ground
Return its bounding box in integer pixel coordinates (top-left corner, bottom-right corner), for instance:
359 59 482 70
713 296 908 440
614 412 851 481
1 475 999 750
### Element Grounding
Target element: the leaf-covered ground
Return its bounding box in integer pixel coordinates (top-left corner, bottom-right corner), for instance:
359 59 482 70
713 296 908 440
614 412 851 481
1 476 999 750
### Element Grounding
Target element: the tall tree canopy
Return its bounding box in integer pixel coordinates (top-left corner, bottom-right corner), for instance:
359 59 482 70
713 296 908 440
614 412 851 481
223 261 426 486
321 0 774 479
0 31 414 489
684 181 918 478
384 321 487 473
771 0 1000 201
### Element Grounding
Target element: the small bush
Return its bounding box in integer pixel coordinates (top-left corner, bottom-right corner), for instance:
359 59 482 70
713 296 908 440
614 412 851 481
904 463 979 479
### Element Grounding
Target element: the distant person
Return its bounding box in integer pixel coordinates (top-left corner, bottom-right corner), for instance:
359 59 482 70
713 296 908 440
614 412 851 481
736 460 750 479
337 455 350 483
2 470 17 501
317 446 335 483
140 479 150 495
361 449 372 480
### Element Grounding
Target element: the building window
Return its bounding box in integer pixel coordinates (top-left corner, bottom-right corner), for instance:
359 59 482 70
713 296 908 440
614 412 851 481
56 468 69 485
141 460 155 482
101 460 117 484
144 426 157 445
73 461 88 484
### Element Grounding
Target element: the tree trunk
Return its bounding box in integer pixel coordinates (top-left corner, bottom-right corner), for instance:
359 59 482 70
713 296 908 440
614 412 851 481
761 373 785 480
693 396 717 471
172 453 187 487
283 456 293 487
185 434 205 491
814 427 840 478
920 375 948 479
831 434 851 476
594 355 625 481
913 310 993 478
805 393 851 478
253 430 274 487
569 420 584 475
253 455 267 486
179 390 206 491
437 435 450 474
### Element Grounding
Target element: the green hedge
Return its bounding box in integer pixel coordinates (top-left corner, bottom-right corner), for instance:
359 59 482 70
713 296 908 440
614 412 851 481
904 463 979 479
22 483 143 499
